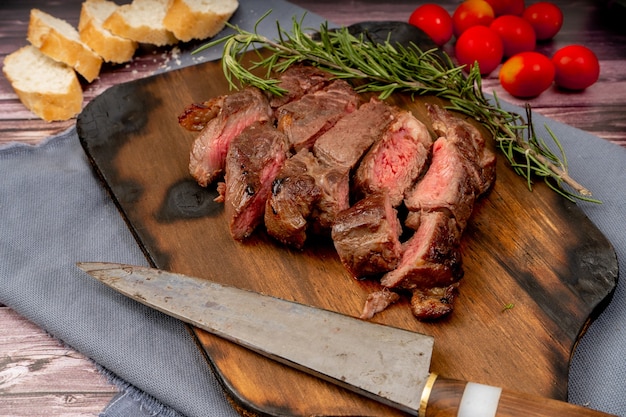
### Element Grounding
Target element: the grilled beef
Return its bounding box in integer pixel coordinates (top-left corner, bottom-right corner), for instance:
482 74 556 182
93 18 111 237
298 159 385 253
178 95 226 131
277 79 360 152
404 137 477 231
189 87 274 187
410 284 458 321
380 210 463 291
353 108 432 206
265 149 349 248
313 98 394 172
183 67 495 322
359 289 401 320
221 122 288 240
264 150 322 249
427 104 496 194
269 65 333 108
332 193 402 278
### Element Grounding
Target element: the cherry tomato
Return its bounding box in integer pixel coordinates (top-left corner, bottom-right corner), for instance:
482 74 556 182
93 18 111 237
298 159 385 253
499 52 555 98
484 0 525 16
455 26 504 75
452 0 495 37
522 2 563 41
552 45 600 90
408 4 454 46
499 0 526 16
489 15 536 57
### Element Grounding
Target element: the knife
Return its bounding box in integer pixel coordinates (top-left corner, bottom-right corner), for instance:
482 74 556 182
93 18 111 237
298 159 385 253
77 262 614 417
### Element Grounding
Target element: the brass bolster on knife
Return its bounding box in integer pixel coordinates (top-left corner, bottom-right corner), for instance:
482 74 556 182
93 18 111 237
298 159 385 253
418 373 438 417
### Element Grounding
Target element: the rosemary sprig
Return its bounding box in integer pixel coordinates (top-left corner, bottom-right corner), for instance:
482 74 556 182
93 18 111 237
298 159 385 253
195 13 598 203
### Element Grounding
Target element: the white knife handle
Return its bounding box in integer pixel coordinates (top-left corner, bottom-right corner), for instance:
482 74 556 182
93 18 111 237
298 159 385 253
419 374 616 417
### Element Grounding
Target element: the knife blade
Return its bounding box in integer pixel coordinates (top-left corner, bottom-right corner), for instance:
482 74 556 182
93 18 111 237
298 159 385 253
77 262 615 417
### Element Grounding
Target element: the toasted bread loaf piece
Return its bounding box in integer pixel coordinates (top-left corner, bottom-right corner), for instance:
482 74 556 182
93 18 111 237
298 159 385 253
163 0 239 42
27 9 102 82
103 0 178 46
3 45 83 122
79 0 138 64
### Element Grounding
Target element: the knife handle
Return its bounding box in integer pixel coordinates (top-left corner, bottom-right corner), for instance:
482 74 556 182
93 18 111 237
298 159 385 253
420 374 616 417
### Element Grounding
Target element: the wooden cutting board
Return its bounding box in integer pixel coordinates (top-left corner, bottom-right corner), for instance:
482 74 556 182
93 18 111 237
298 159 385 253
77 51 618 416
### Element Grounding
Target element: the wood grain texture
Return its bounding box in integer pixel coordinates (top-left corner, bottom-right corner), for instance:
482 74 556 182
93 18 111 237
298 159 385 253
0 306 118 417
76 52 617 416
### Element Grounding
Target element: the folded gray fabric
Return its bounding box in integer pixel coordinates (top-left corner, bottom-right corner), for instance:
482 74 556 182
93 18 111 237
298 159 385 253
1 2 625 416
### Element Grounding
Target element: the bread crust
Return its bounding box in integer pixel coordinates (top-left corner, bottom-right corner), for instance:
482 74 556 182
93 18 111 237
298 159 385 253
79 0 138 64
163 0 239 42
103 1 178 46
3 46 83 122
27 9 102 82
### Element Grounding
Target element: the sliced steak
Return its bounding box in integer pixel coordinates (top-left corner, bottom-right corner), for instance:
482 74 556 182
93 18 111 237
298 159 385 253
410 283 458 320
353 108 432 206
427 104 496 195
178 95 226 131
331 193 402 278
380 210 463 290
222 122 288 240
189 87 274 187
359 289 400 320
313 98 394 172
276 79 360 152
308 162 350 233
269 64 333 108
265 149 322 249
404 137 477 231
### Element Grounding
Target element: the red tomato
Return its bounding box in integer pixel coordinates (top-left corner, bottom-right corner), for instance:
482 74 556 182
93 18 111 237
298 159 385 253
485 0 525 16
455 26 504 75
408 4 454 46
490 15 536 57
452 0 495 37
522 2 563 41
552 45 600 90
499 0 526 16
499 52 555 98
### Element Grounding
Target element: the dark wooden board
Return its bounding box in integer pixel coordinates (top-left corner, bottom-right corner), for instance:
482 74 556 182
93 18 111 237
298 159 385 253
77 54 618 416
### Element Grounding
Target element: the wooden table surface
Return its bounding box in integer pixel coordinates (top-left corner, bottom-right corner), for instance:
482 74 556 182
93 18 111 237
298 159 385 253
1 0 625 416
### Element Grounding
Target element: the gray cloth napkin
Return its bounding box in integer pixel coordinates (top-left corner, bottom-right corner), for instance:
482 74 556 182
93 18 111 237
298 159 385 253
1 2 626 416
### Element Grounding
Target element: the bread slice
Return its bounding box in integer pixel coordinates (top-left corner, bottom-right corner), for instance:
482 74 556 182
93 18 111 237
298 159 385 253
3 45 83 122
27 8 102 82
163 0 239 42
103 0 178 46
79 0 138 64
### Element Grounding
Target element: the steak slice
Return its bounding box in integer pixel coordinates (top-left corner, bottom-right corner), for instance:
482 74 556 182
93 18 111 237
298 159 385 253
359 289 401 320
380 210 463 291
308 162 350 233
276 79 360 152
269 64 332 108
189 87 274 187
331 193 402 278
404 137 477 231
222 122 288 241
410 283 458 320
178 95 226 131
265 150 322 249
313 98 394 172
353 108 432 206
427 104 496 195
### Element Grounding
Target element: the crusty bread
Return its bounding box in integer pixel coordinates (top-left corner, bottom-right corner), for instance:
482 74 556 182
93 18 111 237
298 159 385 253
3 45 83 122
27 9 102 82
79 0 138 64
163 0 239 42
103 0 178 46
